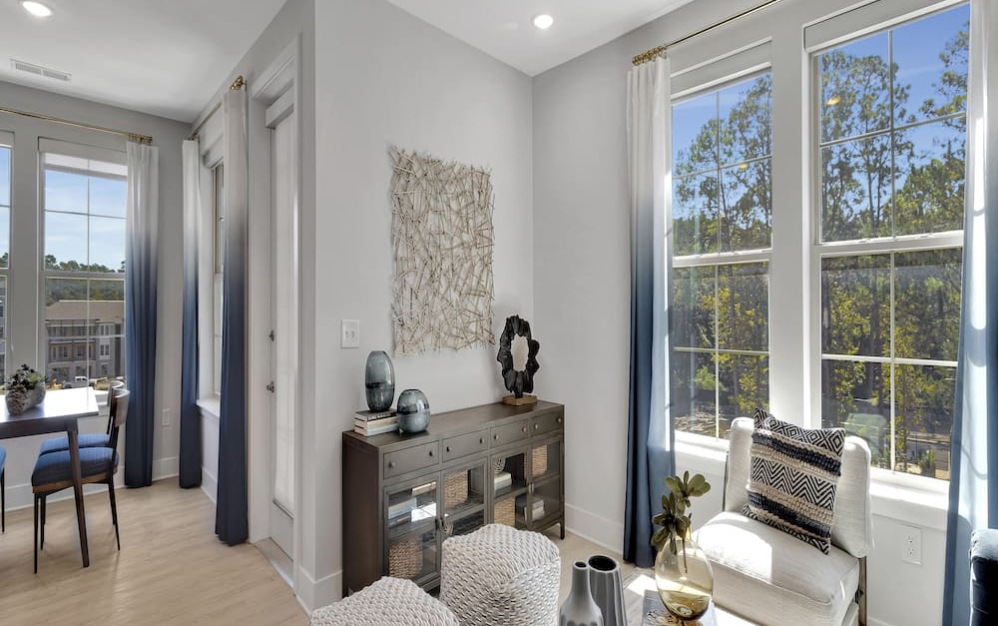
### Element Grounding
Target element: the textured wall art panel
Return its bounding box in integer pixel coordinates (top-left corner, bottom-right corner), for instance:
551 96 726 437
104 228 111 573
390 147 495 355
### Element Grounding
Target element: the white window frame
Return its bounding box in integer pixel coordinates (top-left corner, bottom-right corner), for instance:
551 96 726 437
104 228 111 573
670 48 775 445
38 140 127 387
806 2 967 491
195 111 224 411
0 131 11 380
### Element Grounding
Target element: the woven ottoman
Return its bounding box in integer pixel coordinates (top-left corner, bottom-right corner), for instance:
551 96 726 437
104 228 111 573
441 523 561 626
309 577 458 626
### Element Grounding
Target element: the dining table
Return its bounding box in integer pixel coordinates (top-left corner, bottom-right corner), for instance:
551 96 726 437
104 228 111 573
0 387 99 567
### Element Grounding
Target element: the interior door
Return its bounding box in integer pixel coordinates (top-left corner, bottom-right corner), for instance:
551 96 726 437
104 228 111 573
269 109 298 558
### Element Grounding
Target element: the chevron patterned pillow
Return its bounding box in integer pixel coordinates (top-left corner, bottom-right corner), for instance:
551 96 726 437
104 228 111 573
742 408 846 554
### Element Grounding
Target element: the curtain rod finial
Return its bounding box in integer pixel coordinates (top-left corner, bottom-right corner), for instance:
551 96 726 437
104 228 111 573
230 75 246 91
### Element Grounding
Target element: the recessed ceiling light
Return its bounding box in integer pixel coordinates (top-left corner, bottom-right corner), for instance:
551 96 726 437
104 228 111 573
20 1 53 17
533 14 554 30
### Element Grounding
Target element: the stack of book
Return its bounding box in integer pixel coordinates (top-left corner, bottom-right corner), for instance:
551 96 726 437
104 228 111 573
516 494 545 520
388 496 416 528
494 471 513 494
354 410 399 436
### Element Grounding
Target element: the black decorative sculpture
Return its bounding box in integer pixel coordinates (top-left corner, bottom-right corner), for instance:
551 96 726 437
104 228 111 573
497 315 540 405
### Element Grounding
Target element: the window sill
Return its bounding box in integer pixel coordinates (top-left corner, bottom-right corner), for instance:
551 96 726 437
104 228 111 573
674 435 950 530
197 397 221 421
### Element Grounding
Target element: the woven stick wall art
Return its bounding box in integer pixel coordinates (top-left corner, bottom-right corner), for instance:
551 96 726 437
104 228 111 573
390 146 495 355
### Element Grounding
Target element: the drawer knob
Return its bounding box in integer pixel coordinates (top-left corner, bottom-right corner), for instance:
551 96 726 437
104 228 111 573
446 446 451 453
494 434 499 441
479 438 485 445
557 418 563 424
521 426 527 433
429 450 434 457
388 461 396 468
534 424 539 430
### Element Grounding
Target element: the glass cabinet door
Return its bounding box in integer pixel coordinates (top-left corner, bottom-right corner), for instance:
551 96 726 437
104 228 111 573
492 449 528 529
385 478 438 583
441 460 488 540
528 437 563 527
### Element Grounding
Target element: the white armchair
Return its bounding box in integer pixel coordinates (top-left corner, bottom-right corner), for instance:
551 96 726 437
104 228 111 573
696 417 873 626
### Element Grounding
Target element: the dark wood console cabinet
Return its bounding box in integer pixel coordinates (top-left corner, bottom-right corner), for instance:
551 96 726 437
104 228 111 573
342 400 565 595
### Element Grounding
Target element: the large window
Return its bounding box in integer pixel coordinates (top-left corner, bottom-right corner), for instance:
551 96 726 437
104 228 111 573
815 5 968 480
0 136 9 382
671 73 773 439
42 147 127 387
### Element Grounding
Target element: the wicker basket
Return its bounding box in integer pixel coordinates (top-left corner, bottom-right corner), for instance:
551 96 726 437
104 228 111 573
532 446 548 478
495 498 515 527
444 472 469 509
389 537 423 579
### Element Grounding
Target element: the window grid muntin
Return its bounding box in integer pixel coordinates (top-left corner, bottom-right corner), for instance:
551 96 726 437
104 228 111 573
813 6 967 480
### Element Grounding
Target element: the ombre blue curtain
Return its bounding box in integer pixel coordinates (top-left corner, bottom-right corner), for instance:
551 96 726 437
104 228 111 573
623 55 675 568
944 2 998 623
215 88 249 545
179 140 202 489
124 141 160 488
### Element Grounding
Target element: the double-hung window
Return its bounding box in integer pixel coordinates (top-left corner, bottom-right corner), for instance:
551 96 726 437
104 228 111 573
41 142 127 387
0 132 10 380
813 4 968 480
670 72 773 439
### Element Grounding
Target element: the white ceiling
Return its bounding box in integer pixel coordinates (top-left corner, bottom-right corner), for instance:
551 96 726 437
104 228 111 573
0 0 288 122
385 0 695 76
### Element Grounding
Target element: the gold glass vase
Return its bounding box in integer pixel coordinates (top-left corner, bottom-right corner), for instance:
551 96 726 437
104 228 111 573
654 533 714 620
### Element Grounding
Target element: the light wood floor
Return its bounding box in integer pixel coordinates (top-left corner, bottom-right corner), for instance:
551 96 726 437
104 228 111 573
0 480 654 624
0 480 306 625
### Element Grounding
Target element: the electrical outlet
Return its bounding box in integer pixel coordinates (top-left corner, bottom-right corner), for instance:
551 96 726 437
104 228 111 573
901 525 922 565
341 319 361 349
162 408 172 427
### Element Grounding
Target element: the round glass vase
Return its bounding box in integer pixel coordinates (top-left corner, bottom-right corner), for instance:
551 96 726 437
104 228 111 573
654 532 714 621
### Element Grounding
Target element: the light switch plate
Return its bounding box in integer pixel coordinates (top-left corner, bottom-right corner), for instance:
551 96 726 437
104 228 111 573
341 319 361 348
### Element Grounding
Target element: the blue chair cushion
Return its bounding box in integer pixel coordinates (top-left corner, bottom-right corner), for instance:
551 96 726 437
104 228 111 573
973 529 998 624
38 433 111 456
0 445 5 470
31 447 117 487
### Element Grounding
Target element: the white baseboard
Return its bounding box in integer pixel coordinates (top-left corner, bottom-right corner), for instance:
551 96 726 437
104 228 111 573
296 565 341 613
565 503 624 555
201 466 218 504
153 456 179 481
5 475 126 512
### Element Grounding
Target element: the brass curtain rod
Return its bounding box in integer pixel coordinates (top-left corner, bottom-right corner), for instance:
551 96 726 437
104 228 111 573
0 105 153 144
632 0 785 65
188 75 246 142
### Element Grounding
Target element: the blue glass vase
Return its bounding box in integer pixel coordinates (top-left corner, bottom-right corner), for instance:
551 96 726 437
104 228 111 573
397 389 430 433
365 351 395 412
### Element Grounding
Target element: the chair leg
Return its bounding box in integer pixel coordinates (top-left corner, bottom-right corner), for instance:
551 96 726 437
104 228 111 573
33 495 38 574
108 480 120 551
1 468 5 534
40 496 46 550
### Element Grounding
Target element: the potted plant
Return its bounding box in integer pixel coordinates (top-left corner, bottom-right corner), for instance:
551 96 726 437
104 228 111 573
651 471 714 620
5 364 48 415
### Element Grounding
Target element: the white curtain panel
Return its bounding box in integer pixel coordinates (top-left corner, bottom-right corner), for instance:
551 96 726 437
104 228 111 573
124 140 160 487
623 55 674 567
943 1 998 623
179 139 203 488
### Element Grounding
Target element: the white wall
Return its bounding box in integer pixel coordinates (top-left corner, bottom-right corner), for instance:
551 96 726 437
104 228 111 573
310 0 533 608
0 80 188 509
533 1 950 625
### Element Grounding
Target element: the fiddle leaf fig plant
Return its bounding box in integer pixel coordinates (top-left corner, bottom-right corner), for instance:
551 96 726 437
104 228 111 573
651 470 711 558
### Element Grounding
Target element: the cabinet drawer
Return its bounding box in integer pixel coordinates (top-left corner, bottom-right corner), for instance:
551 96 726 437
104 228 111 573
491 419 530 447
531 412 563 437
384 441 440 478
443 432 488 462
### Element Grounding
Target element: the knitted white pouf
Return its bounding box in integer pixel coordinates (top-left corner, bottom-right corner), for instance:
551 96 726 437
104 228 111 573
309 577 459 626
441 523 561 626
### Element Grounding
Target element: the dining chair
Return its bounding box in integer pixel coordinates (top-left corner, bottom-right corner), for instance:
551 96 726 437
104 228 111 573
31 388 129 573
36 380 125 455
